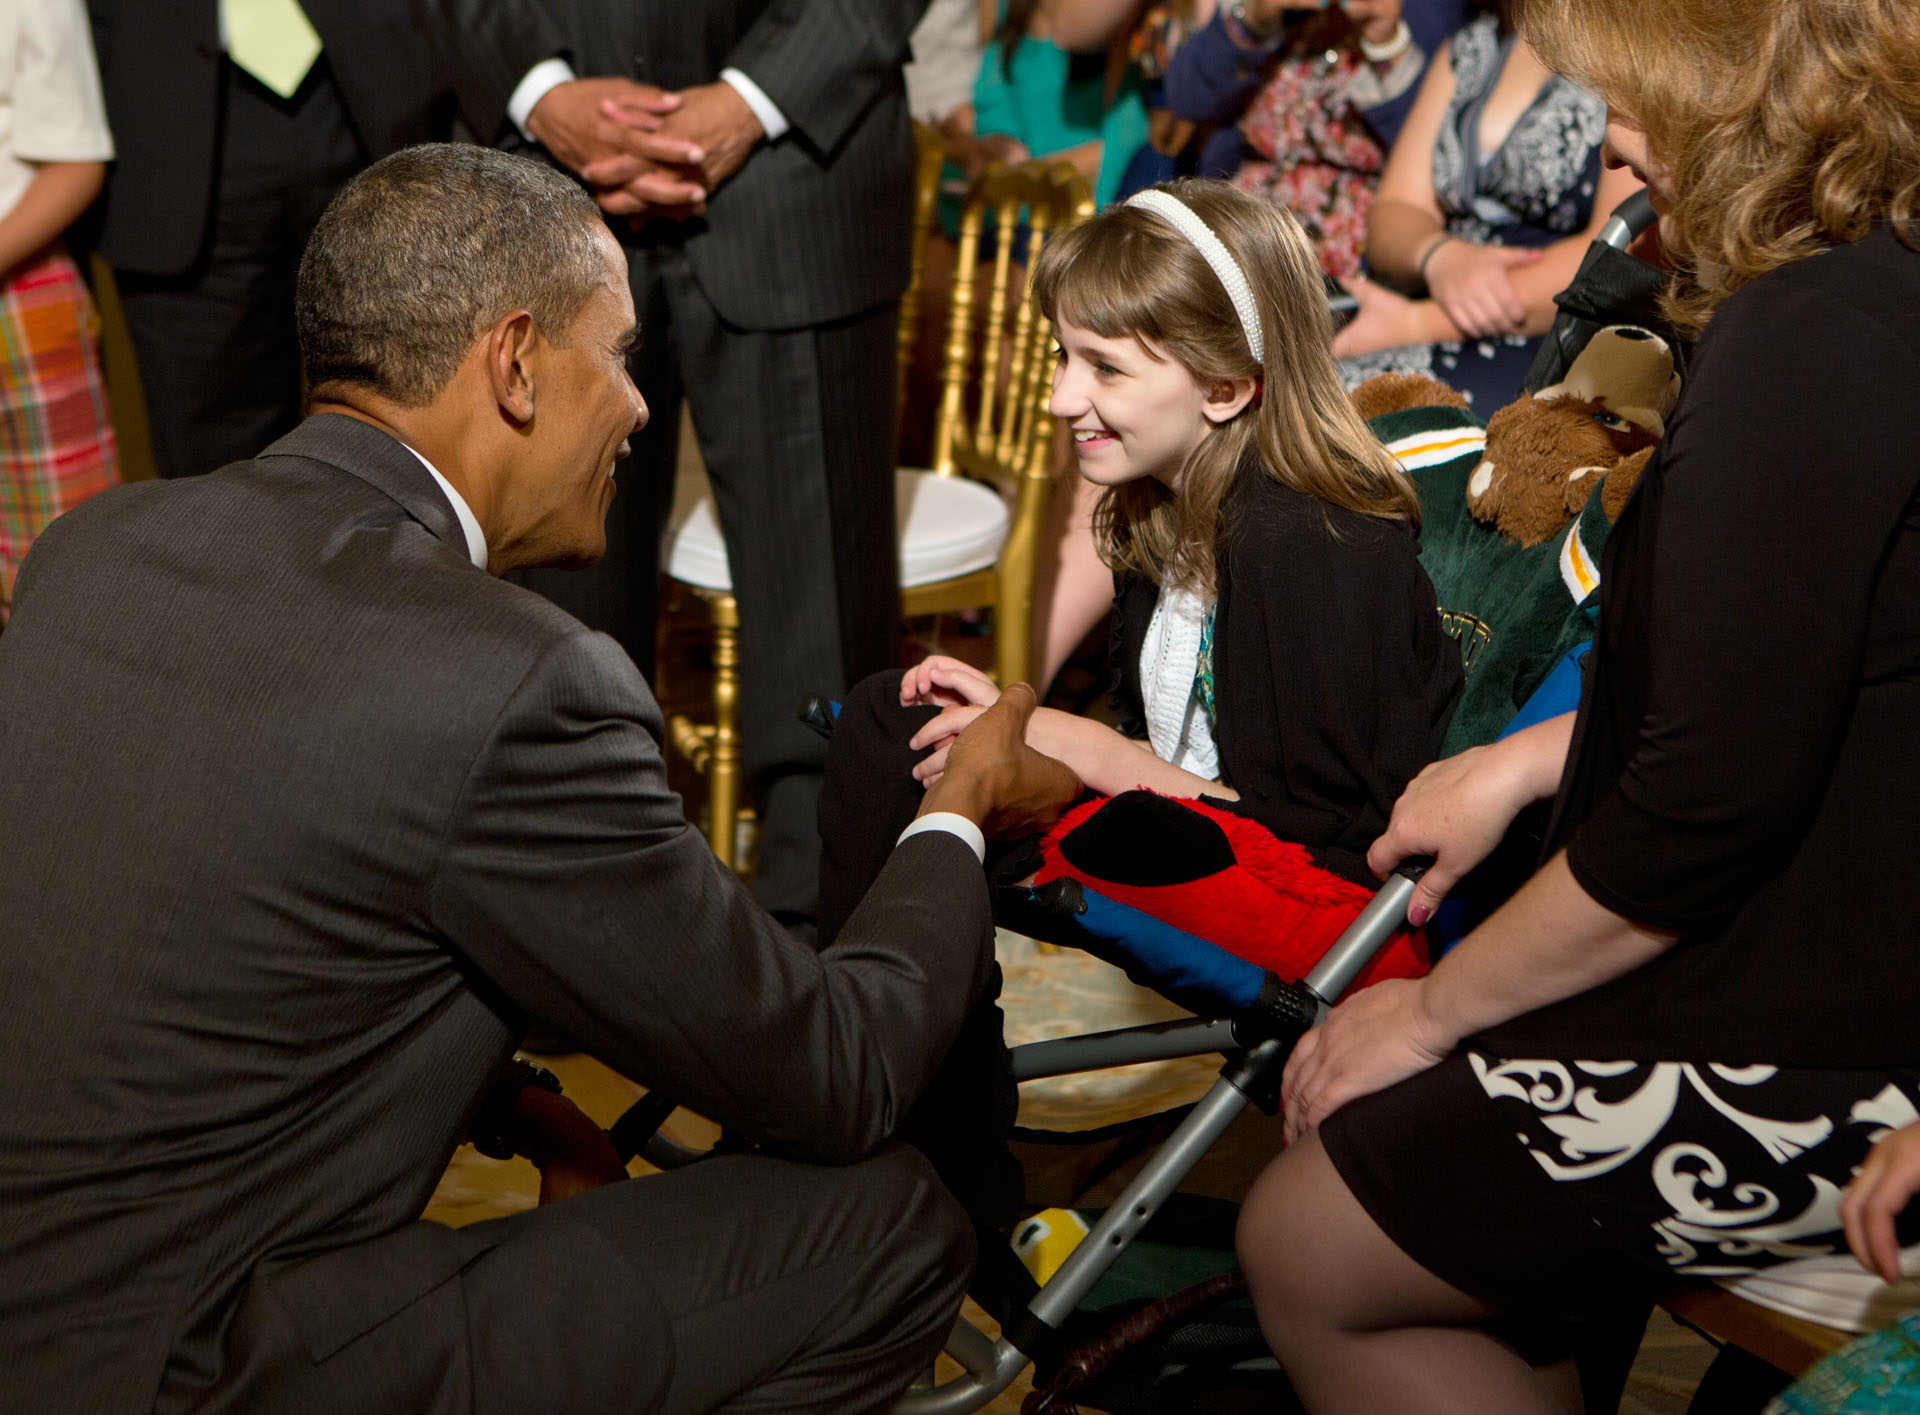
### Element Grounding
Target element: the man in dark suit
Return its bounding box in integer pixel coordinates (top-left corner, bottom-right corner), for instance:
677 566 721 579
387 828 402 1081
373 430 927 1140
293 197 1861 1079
0 144 1074 1414
84 0 443 479
434 1 929 937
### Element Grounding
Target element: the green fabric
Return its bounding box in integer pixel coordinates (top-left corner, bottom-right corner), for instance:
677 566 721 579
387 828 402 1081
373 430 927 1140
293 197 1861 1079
1195 601 1217 734
973 26 1149 207
1370 404 1607 756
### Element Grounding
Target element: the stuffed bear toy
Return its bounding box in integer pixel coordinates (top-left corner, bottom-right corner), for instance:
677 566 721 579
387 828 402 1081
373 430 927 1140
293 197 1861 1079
1356 325 1680 754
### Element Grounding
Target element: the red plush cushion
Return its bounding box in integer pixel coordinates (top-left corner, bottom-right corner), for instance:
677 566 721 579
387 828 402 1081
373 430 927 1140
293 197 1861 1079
1032 792 1428 990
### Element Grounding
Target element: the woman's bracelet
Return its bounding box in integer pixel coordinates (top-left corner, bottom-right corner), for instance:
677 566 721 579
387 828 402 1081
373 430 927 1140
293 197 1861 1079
1416 233 1456 280
1359 18 1413 63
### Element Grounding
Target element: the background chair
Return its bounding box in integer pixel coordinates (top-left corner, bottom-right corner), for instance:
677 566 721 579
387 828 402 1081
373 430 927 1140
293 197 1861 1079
663 158 1094 868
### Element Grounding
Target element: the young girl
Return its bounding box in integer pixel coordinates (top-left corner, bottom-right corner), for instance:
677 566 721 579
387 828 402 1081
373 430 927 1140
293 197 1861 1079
903 178 1461 901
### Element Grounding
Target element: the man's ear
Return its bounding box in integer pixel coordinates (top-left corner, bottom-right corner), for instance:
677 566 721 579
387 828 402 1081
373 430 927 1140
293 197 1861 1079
1202 375 1259 425
486 310 540 426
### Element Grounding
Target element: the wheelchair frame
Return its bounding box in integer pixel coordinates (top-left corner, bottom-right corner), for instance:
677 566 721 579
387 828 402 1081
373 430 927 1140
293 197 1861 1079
896 864 1426 1413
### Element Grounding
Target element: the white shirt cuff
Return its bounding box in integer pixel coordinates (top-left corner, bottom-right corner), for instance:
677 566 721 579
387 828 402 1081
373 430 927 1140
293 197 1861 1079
508 57 579 140
897 812 986 864
718 67 788 141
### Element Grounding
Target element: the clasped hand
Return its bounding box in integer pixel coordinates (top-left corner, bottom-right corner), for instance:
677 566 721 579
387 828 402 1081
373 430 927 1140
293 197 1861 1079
902 654 1004 787
919 678 1081 840
526 78 766 222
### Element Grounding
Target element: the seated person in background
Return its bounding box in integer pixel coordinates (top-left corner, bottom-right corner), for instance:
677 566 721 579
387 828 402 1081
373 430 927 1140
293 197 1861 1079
972 0 1152 206
1331 0 1639 409
1235 0 1920 1405
0 0 118 624
1163 0 1465 276
0 142 1079 1415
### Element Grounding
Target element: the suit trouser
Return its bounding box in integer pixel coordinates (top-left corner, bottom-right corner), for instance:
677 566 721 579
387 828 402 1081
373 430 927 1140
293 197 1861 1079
514 239 902 930
817 672 1027 1245
116 60 367 481
188 1144 969 1415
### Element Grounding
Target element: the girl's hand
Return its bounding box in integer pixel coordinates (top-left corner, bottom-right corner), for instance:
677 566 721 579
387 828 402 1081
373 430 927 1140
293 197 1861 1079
1280 977 1454 1144
901 654 1002 710
1422 239 1543 338
1842 1122 1920 1284
1330 275 1428 358
910 704 990 786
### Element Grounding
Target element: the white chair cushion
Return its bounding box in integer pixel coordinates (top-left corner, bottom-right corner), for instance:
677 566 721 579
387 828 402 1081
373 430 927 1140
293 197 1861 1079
896 467 1010 588
665 466 1011 594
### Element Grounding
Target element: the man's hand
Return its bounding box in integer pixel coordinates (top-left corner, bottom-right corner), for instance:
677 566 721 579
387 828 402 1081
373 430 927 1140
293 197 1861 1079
526 78 709 217
584 81 764 216
495 1084 630 1205
920 683 1080 838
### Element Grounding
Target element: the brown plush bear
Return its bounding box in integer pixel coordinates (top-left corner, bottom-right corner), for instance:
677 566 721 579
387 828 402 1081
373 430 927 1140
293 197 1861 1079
1354 325 1683 755
1354 325 1680 546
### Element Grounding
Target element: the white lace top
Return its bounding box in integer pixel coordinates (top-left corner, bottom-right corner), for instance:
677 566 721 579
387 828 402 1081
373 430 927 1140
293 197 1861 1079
1138 582 1219 781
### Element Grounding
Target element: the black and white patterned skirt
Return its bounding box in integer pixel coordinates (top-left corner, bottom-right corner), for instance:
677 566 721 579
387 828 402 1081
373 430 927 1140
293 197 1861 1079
1470 1054 1920 1278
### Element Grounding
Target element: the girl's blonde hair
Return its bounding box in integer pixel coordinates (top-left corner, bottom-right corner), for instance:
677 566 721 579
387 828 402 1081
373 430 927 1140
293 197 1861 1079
1516 0 1920 333
1032 179 1417 591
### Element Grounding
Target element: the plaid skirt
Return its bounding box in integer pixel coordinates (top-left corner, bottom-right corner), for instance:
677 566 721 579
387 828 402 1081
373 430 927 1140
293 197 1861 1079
0 247 119 601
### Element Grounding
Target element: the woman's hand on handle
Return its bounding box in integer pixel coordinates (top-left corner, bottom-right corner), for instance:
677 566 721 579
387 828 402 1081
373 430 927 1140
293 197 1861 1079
1842 1121 1920 1284
1367 712 1577 926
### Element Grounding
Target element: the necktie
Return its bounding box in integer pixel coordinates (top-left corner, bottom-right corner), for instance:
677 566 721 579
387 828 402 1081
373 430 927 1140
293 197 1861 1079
221 0 323 99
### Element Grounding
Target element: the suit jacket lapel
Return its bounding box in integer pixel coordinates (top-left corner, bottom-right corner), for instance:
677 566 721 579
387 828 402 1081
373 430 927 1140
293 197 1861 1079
259 413 473 563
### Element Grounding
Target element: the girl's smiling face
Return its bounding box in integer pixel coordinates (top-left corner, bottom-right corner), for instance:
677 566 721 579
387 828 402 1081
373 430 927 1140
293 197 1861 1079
1049 316 1234 491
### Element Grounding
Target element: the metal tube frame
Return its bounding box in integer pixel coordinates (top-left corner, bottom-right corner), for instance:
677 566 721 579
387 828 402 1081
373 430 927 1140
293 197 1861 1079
894 868 1423 1413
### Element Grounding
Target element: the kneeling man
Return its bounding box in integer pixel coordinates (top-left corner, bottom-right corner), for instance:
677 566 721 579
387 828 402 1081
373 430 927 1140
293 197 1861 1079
0 144 1073 1414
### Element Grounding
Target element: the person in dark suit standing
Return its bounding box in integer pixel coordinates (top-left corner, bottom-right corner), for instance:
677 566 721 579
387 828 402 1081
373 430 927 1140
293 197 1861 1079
433 0 929 938
0 144 1077 1415
83 0 442 480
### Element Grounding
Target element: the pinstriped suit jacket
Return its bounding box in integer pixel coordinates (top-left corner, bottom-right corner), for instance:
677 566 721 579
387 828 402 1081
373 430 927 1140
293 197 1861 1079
435 0 929 331
0 414 992 1411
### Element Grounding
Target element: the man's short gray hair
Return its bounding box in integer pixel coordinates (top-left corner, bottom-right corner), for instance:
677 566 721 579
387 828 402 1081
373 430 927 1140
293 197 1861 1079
296 144 612 407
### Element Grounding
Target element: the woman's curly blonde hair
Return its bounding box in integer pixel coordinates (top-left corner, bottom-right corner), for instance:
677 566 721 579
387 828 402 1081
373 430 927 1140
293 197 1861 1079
1516 0 1920 334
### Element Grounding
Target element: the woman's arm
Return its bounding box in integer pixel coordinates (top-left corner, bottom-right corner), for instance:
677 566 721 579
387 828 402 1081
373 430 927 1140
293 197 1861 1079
1047 0 1151 53
1334 159 1641 353
0 162 105 279
1362 37 1457 280
1281 849 1677 1141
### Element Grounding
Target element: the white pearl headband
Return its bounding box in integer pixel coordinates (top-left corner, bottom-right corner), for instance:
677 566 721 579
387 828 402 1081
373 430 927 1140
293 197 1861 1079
1124 189 1265 364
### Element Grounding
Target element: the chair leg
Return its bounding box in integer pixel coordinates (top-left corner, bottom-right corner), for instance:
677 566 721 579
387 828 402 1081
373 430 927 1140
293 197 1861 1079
706 592 742 871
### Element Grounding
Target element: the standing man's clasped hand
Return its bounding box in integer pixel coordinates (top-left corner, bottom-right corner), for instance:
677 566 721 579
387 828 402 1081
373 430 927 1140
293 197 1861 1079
525 78 711 217
526 77 770 223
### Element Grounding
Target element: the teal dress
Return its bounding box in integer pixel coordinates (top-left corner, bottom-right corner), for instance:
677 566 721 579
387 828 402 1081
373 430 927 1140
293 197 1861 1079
972 23 1150 208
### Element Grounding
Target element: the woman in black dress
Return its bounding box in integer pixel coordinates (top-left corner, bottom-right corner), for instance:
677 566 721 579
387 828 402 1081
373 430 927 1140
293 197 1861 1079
1234 0 1920 1408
